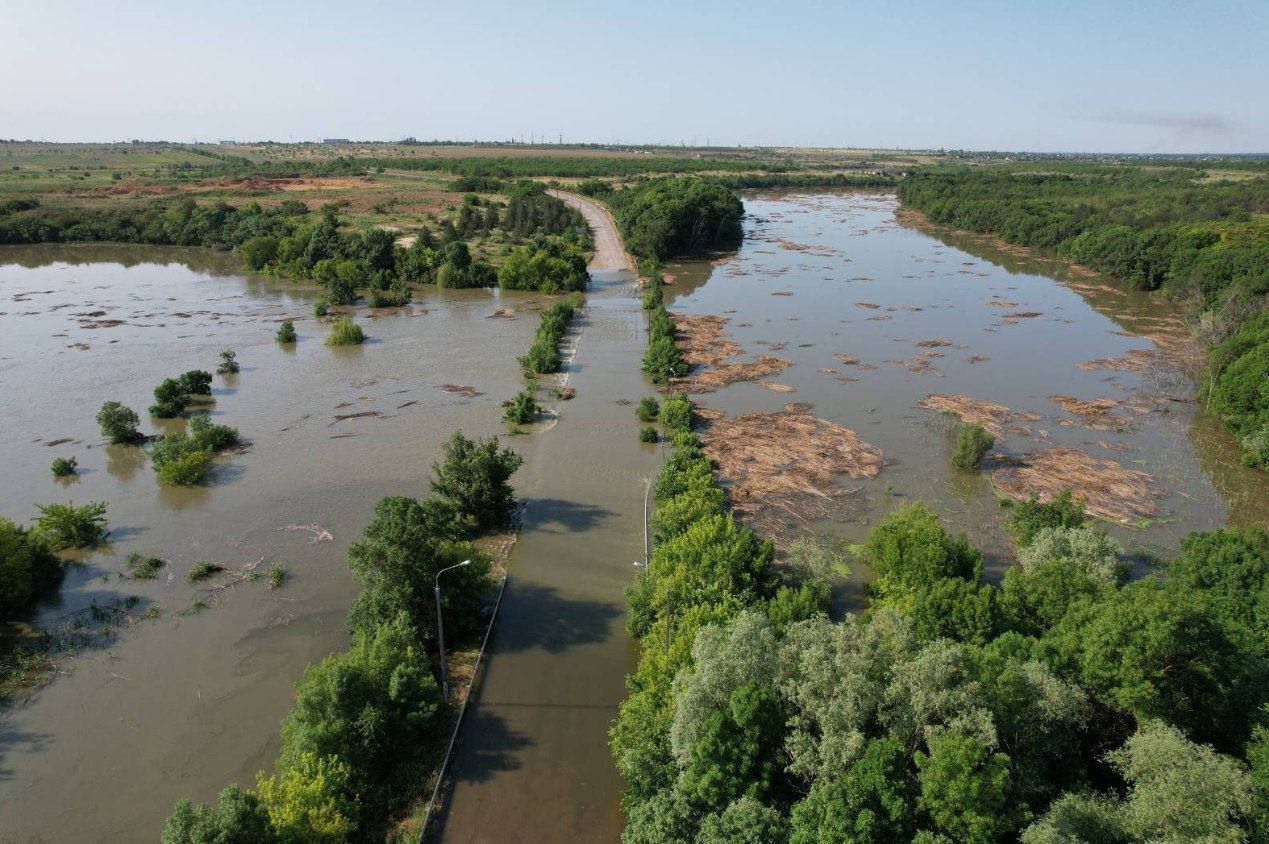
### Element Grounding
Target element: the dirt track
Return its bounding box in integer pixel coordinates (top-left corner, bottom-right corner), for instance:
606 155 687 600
549 190 636 272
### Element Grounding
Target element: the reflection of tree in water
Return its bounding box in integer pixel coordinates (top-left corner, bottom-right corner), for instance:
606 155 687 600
105 442 146 481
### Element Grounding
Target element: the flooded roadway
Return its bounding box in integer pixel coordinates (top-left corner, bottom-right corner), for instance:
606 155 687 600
433 194 656 842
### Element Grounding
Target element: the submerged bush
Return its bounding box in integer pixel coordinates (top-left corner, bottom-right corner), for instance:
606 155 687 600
150 377 189 418
951 422 994 469
150 418 236 486
50 456 77 477
313 299 329 317
276 320 297 343
33 501 108 550
217 349 240 374
177 370 213 396
156 445 213 486
324 318 364 346
636 396 660 423
639 425 659 443
502 391 539 424
658 395 694 432
97 400 142 443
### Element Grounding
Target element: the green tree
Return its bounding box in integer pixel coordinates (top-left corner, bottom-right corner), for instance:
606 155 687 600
96 400 141 442
0 517 58 615
429 432 523 529
790 737 915 843
951 423 994 470
1005 491 1086 548
915 729 1014 843
162 786 278 844
256 753 356 844
862 503 982 600
698 797 790 844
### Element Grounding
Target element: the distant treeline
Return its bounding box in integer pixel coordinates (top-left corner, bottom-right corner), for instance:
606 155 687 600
166 155 795 181
898 168 1269 466
712 172 899 190
898 169 1268 306
608 176 745 260
0 184 590 296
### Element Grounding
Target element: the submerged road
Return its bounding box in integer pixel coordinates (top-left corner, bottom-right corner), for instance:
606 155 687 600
434 194 654 842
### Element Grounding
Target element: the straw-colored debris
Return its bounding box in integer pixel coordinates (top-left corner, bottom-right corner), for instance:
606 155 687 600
1049 395 1141 431
700 405 884 535
1078 349 1157 373
918 394 1020 438
671 313 792 394
759 382 796 393
992 447 1162 524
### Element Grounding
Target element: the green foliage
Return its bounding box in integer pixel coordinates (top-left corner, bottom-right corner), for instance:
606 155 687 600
275 320 297 343
636 396 660 423
1002 526 1126 632
345 495 487 644
50 456 77 477
33 501 107 550
0 517 58 615
278 614 441 822
216 349 240 373
915 729 1014 843
790 737 915 844
240 235 280 271
642 302 689 385
177 370 212 395
96 400 141 443
498 236 590 293
609 177 745 260
658 395 694 432
862 503 983 599
1167 526 1269 643
502 391 539 424
187 561 224 583
639 425 659 443
323 317 364 346
162 786 277 844
1205 312 1269 466
126 552 165 579
150 377 190 418
1005 490 1086 548
951 422 994 470
313 299 329 317
150 417 236 486
267 563 286 589
429 432 523 530
256 752 356 843
518 299 579 375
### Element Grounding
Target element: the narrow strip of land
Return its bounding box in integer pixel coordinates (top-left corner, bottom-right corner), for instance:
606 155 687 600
434 194 652 842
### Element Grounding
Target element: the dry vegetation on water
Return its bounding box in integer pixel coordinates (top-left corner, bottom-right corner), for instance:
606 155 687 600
992 446 1163 524
696 404 884 538
669 313 791 393
918 394 1043 439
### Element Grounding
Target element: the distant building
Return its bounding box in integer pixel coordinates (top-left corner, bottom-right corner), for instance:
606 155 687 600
322 138 351 144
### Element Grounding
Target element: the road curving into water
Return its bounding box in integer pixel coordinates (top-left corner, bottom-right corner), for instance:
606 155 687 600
432 193 655 842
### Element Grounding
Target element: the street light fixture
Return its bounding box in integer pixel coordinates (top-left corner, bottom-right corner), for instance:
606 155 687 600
435 559 471 700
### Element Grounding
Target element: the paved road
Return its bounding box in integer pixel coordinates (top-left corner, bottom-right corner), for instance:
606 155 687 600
434 194 653 842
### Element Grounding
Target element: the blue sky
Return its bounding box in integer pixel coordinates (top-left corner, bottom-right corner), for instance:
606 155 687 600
3 0 1266 152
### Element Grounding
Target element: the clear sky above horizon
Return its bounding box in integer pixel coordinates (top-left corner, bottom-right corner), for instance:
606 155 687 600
3 0 1266 153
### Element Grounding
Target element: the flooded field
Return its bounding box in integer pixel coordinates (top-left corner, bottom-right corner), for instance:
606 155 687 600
664 192 1267 574
0 245 550 839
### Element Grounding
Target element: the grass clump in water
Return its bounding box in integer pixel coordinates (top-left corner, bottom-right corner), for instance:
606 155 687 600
267 564 286 589
126 552 165 579
324 317 365 346
186 561 224 583
276 320 297 343
951 422 994 470
639 425 659 443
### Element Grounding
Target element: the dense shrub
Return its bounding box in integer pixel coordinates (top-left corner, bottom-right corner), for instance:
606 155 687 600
323 318 364 346
149 377 189 418
149 416 238 485
216 349 240 374
1005 490 1087 548
275 320 297 343
50 456 77 477
502 391 539 424
639 426 658 443
96 400 141 443
498 236 590 293
518 298 580 376
0 518 59 615
658 395 694 432
951 422 994 469
1205 311 1269 466
636 397 660 423
177 370 212 396
33 501 108 550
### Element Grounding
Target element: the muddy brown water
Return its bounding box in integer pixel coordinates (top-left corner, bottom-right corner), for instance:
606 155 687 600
0 244 586 840
663 192 1267 598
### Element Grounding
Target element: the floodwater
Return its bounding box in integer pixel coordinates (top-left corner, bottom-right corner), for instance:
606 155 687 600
0 245 554 840
664 192 1267 576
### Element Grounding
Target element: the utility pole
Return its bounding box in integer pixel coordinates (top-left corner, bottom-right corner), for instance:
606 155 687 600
434 559 472 699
